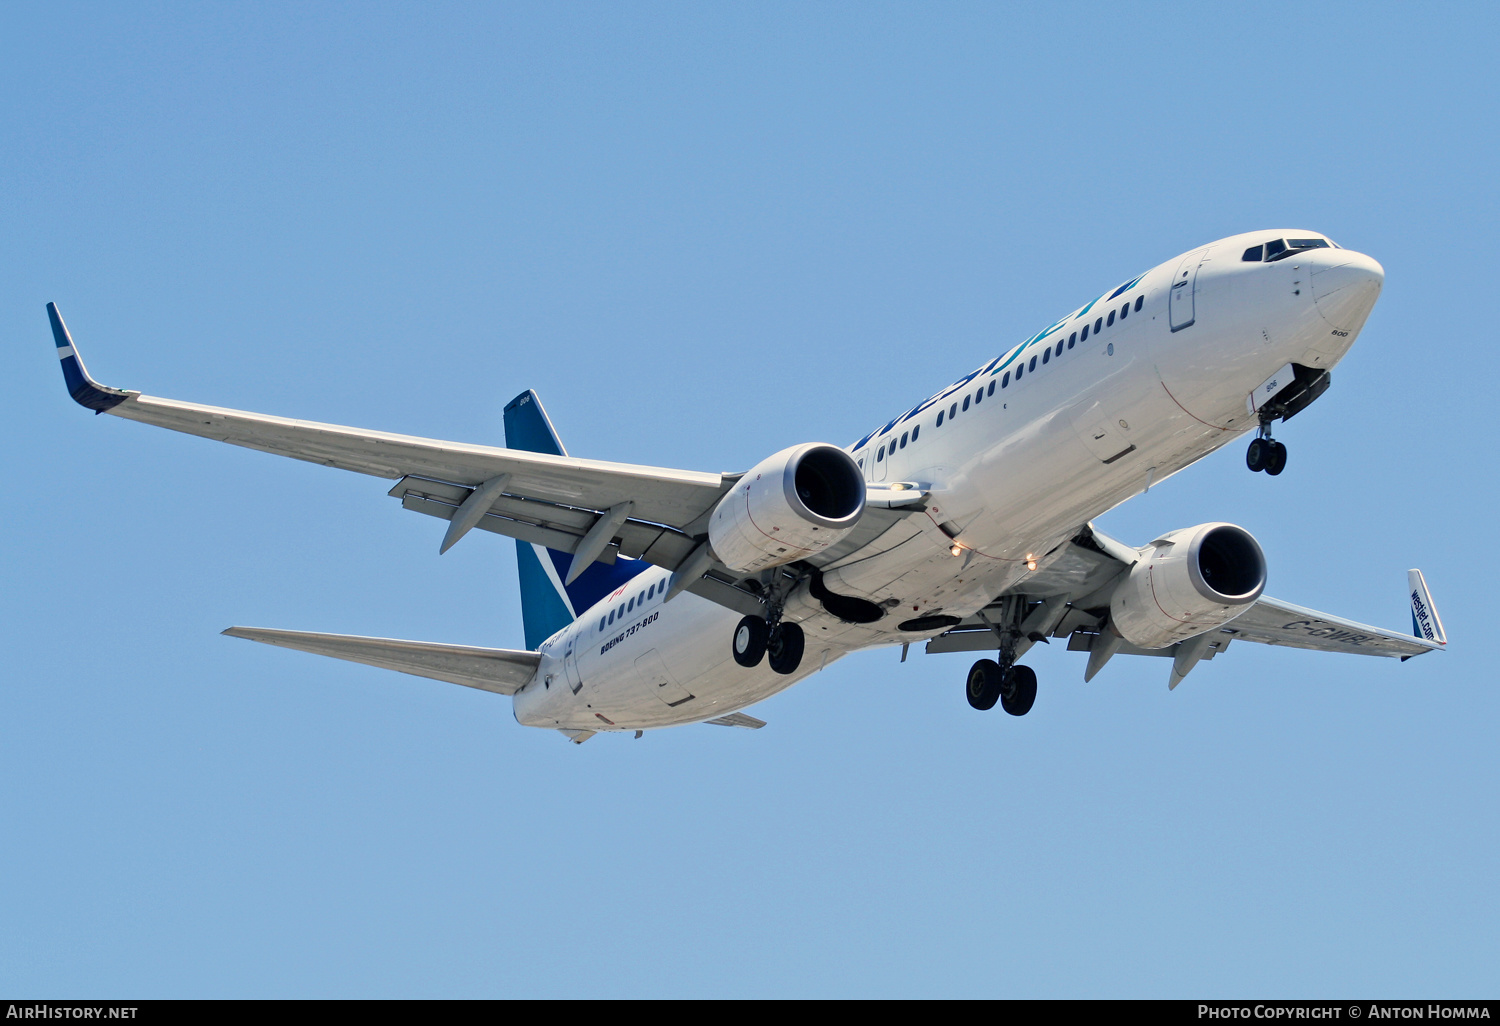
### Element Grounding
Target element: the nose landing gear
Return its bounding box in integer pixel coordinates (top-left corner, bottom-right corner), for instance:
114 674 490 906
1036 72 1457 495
1245 362 1332 477
1246 426 1287 476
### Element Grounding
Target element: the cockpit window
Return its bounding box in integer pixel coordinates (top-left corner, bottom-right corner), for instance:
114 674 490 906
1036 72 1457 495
1248 237 1332 262
1267 238 1329 260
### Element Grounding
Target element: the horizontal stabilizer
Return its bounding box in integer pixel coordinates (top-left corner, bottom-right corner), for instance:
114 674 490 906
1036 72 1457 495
222 627 540 695
705 712 766 729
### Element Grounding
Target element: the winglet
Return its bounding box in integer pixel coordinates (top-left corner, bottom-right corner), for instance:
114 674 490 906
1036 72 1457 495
47 303 134 413
1408 569 1447 647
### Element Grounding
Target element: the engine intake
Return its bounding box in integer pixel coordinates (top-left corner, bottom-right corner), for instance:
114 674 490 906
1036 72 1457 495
1109 522 1266 650
709 443 865 572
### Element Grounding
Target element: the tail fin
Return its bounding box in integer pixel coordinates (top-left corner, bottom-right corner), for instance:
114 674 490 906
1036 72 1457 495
503 391 651 649
1408 569 1447 646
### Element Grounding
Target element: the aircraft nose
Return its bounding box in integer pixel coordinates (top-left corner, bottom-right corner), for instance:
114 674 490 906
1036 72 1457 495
1310 249 1384 332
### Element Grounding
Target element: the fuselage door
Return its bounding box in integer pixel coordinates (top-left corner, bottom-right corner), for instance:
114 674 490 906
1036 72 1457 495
562 638 583 694
1169 248 1209 332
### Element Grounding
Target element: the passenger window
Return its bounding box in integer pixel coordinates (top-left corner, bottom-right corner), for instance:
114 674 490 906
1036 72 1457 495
608 610 615 624
962 396 970 411
900 431 908 448
911 424 919 441
974 388 982 405
1015 363 1023 380
1002 371 1010 387
1081 324 1090 341
1042 348 1050 364
1120 303 1128 320
1068 331 1077 349
950 403 958 418
1134 295 1144 312
937 410 944 426
987 381 995 396
627 597 635 612
1028 356 1037 372
1242 244 1264 262
1107 311 1115 327
599 617 606 631
857 458 863 468
877 445 885 461
1094 317 1103 333
1055 341 1063 356
648 582 656 598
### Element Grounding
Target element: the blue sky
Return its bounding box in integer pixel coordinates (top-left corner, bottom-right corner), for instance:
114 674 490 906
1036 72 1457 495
2 2 1496 997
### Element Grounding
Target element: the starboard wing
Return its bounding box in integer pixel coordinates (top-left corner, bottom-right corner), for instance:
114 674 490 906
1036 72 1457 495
925 523 1445 681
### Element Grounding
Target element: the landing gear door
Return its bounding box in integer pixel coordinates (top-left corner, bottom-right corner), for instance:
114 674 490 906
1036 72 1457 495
1169 248 1210 332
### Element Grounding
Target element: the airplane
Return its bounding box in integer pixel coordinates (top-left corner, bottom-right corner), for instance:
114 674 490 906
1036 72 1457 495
47 228 1447 743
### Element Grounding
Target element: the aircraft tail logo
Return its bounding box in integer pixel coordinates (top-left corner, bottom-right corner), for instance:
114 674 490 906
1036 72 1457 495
503 390 651 649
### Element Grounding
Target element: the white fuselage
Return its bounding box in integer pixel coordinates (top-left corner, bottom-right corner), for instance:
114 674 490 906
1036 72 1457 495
512 230 1385 733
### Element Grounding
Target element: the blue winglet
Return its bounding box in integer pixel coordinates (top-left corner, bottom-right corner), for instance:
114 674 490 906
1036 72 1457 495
47 303 132 413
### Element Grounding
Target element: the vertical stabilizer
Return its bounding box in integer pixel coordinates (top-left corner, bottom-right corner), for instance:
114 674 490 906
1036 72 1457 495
1408 569 1447 646
502 391 651 649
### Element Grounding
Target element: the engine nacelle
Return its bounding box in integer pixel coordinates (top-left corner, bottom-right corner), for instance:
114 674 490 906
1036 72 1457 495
1109 522 1266 650
708 443 865 572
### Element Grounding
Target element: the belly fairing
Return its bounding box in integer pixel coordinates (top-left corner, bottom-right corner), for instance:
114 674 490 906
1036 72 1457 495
513 587 869 732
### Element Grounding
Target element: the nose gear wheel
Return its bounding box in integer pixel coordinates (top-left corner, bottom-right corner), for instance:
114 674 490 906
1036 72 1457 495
1246 437 1287 475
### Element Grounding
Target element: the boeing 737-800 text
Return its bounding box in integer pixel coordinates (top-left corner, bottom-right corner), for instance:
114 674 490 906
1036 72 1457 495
48 229 1446 742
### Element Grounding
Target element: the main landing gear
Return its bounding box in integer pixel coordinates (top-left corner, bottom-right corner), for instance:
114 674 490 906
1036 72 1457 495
966 659 1037 715
962 597 1038 716
732 614 804 675
1246 421 1287 476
